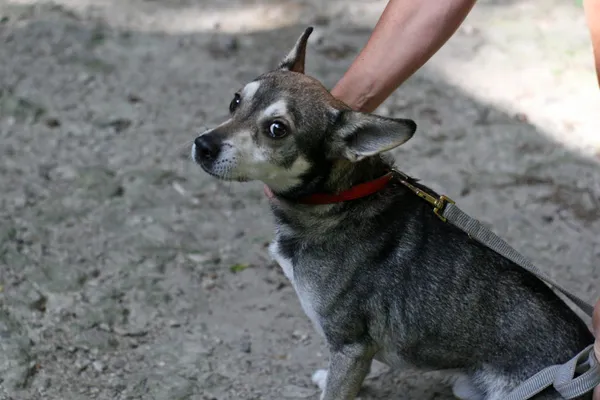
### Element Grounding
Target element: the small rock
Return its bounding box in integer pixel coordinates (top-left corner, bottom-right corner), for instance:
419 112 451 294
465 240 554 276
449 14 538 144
109 118 132 133
127 94 142 103
110 185 125 197
201 277 217 290
291 330 308 342
12 195 26 208
187 253 211 264
92 360 105 372
51 165 78 180
239 334 251 354
75 359 89 372
113 359 126 370
29 295 47 313
44 117 61 128
542 215 554 223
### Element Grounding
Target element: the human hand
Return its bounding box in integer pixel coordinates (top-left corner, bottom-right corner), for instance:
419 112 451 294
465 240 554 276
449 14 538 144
593 298 600 400
264 184 274 199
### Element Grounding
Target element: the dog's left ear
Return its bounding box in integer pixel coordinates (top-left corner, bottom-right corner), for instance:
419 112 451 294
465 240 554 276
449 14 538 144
278 27 314 74
332 111 417 162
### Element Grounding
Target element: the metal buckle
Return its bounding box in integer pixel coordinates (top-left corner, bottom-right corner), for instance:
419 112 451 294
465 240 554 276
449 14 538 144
433 195 455 222
391 169 455 222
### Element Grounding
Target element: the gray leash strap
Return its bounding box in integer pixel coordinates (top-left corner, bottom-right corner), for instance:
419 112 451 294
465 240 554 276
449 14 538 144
441 203 599 399
442 204 594 316
503 345 599 400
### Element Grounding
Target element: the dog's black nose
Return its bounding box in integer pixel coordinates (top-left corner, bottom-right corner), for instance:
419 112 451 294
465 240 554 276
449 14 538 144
194 134 221 161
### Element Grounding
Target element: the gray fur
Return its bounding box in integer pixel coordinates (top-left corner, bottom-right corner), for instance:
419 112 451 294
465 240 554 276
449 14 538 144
191 27 594 400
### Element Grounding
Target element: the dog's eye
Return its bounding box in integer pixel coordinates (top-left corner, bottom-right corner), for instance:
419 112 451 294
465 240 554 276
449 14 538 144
229 93 241 113
268 121 288 138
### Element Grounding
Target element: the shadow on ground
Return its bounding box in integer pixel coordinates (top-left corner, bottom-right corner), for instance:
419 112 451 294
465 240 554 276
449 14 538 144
0 1 598 399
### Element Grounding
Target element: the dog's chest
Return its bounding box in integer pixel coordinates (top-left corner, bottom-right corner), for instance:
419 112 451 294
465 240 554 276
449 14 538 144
269 239 324 336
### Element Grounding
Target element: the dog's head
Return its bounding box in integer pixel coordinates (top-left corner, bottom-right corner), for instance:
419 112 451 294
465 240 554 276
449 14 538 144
192 27 416 195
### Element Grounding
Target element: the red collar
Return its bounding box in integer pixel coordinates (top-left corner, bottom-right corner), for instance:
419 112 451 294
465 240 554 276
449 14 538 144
265 172 394 205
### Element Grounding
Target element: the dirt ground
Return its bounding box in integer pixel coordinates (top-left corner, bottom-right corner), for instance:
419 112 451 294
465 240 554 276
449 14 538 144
0 0 599 399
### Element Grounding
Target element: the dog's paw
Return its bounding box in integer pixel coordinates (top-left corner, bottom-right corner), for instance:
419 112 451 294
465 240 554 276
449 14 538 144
311 369 328 391
452 375 484 400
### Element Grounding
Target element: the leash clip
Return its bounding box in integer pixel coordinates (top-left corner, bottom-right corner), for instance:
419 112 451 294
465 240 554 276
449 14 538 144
433 195 455 222
392 169 455 222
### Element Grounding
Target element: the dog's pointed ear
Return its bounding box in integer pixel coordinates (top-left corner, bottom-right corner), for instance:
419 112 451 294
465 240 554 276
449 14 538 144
278 27 313 73
332 111 417 162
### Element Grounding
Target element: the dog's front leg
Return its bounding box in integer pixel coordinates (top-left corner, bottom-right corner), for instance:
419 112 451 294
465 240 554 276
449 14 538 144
314 344 373 400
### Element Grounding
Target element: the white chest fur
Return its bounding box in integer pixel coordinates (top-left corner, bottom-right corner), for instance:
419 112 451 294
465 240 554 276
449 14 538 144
269 240 324 336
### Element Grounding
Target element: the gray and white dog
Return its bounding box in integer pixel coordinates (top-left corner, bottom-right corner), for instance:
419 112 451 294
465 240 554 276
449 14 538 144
191 27 594 400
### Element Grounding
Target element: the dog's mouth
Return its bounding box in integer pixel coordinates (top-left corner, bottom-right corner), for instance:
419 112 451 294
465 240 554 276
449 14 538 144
200 164 249 183
194 154 249 183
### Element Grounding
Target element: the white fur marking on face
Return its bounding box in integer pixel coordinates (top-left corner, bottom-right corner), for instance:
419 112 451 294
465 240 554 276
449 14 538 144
262 100 287 119
260 155 310 193
242 81 260 100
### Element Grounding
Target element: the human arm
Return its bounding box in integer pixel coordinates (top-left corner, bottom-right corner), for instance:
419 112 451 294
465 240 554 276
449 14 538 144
584 0 600 87
331 0 477 112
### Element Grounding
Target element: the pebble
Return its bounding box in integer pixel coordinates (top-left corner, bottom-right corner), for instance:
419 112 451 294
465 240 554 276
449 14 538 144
239 335 251 354
75 359 89 372
92 361 105 372
113 359 126 370
186 253 210 264
50 165 77 180
201 277 217 290
291 330 308 342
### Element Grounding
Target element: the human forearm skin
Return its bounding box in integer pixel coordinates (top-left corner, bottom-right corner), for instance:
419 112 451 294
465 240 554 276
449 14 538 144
584 0 600 87
331 0 477 112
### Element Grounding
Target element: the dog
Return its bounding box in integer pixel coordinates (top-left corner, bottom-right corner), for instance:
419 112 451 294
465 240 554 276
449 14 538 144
191 27 594 400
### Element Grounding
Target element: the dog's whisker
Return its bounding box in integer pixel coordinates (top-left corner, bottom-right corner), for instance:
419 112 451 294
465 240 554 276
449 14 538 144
176 139 195 153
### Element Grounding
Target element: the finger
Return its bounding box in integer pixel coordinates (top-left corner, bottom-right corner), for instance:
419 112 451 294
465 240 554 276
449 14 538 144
264 184 274 199
594 298 600 337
